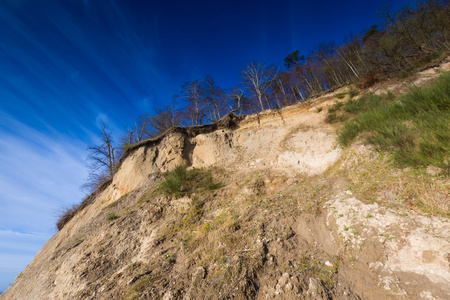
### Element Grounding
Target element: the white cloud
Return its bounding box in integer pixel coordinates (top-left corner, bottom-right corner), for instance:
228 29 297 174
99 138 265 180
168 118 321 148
0 112 89 291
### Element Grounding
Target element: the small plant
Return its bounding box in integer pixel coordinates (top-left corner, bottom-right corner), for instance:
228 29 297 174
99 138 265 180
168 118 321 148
336 92 346 99
365 214 373 219
107 212 119 221
159 164 187 196
348 88 358 98
380 234 394 241
201 223 211 231
159 165 221 196
325 112 339 123
328 101 344 113
343 98 364 114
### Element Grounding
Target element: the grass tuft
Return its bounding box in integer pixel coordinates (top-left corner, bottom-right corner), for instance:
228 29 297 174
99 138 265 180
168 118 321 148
159 165 222 197
159 165 188 196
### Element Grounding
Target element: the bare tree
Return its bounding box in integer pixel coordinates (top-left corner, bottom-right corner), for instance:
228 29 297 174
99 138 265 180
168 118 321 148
83 123 117 192
182 80 204 126
202 75 227 122
242 62 277 111
143 105 181 137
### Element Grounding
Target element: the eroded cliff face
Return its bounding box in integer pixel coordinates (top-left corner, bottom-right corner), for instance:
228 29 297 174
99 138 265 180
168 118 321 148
2 62 450 300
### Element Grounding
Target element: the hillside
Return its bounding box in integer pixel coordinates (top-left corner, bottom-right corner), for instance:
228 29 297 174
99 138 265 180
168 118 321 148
2 58 449 300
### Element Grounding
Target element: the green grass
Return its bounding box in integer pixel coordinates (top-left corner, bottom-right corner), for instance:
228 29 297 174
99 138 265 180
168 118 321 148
336 92 346 99
159 165 188 196
338 72 450 173
328 101 343 113
159 165 222 196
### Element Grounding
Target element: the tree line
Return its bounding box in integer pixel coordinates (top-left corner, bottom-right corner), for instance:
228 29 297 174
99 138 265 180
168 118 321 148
84 0 449 192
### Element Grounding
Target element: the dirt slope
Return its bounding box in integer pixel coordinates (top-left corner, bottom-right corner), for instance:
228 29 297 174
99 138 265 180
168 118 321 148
2 60 449 300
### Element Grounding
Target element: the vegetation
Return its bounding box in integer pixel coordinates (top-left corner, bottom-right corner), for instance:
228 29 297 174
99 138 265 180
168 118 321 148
56 204 79 231
107 213 119 221
338 72 450 172
159 165 221 197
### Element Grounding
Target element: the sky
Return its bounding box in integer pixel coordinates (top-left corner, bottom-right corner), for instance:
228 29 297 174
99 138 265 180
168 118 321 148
0 0 413 292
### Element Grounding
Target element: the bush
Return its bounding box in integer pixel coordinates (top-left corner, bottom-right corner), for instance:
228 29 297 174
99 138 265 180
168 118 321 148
57 179 112 231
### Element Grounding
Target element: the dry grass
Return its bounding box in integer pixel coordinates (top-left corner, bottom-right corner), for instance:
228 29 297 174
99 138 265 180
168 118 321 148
56 179 112 231
338 144 449 216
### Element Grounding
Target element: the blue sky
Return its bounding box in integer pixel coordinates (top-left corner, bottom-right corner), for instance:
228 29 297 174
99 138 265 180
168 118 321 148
0 0 412 292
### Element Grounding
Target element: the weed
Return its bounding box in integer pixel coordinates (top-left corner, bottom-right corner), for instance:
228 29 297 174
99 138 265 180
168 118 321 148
107 213 119 221
336 92 346 99
380 234 394 241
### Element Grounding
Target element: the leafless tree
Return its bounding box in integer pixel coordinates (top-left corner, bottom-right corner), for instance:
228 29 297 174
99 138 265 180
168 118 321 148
242 62 278 111
202 75 227 122
182 80 204 126
83 123 117 192
143 105 181 137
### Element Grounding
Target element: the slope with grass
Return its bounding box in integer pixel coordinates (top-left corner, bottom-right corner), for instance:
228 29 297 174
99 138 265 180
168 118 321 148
1 58 450 300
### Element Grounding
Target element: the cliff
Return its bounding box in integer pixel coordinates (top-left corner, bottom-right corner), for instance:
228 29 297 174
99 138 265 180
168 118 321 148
2 60 450 300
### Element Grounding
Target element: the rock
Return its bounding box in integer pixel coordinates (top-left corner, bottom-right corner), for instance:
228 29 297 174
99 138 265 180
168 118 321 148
285 282 293 291
306 278 328 298
426 166 444 176
162 290 174 300
278 273 290 286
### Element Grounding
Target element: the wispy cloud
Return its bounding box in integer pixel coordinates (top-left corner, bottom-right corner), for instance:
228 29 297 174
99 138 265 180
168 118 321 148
0 111 88 291
0 228 49 290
